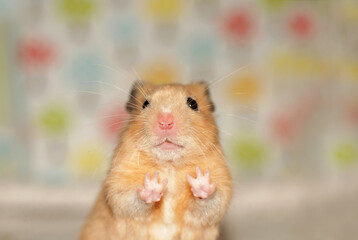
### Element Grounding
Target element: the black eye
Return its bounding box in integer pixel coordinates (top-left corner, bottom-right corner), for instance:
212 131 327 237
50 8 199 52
142 100 150 109
187 97 198 111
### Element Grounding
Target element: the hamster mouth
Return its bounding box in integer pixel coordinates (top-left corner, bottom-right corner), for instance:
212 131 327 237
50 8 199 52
156 139 184 151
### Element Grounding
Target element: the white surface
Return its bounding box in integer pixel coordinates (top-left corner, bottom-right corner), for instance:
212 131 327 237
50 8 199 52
0 176 357 240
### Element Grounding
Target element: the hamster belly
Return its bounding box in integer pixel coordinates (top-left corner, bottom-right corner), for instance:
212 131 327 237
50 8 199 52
148 168 179 240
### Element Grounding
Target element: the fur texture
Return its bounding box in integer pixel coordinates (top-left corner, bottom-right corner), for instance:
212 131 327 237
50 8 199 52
79 82 233 240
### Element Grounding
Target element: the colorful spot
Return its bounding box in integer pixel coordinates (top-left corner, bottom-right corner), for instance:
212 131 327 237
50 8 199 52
57 0 99 23
72 143 106 177
226 71 262 104
185 34 217 64
288 12 315 39
0 0 14 16
260 0 290 11
232 135 268 171
222 8 256 43
340 2 358 22
140 59 181 84
38 104 71 136
331 142 358 168
270 50 328 78
109 16 140 44
101 106 129 139
341 60 358 82
143 0 184 22
18 37 57 71
346 102 358 126
68 53 104 90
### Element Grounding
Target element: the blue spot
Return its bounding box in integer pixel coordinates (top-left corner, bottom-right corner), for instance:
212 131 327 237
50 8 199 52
68 53 105 90
109 16 140 45
0 0 14 17
185 34 217 64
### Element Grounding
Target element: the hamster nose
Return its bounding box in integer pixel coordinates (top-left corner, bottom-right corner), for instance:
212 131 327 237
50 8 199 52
158 113 174 130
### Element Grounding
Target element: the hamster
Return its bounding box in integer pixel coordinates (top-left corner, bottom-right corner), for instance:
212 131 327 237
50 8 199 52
79 81 233 240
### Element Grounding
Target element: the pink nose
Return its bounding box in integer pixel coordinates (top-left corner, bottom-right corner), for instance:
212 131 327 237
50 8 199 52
158 113 174 130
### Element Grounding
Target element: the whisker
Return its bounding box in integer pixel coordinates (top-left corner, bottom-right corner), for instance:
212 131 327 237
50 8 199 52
94 63 134 80
222 105 258 112
196 122 240 142
225 114 257 124
190 127 226 159
195 122 227 137
131 67 142 81
125 76 150 102
207 64 249 89
105 122 129 129
136 151 140 167
73 90 105 96
189 128 208 161
93 81 143 105
126 102 139 107
100 114 130 119
100 111 144 119
132 78 148 100
207 140 226 160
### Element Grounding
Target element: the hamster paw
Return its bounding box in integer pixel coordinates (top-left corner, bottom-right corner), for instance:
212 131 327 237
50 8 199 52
186 167 217 199
137 171 168 204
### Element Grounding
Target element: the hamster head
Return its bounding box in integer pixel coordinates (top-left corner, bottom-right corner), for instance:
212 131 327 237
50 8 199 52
125 81 218 162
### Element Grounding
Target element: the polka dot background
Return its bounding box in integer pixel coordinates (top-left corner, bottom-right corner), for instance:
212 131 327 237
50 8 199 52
1 0 358 184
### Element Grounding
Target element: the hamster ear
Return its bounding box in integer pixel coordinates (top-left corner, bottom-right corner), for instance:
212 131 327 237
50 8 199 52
190 81 215 112
126 81 152 113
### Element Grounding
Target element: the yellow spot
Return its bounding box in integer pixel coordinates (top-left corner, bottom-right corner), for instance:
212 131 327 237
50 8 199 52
144 0 184 22
341 60 358 81
72 144 106 178
341 2 358 21
227 72 262 104
270 50 328 79
140 59 181 84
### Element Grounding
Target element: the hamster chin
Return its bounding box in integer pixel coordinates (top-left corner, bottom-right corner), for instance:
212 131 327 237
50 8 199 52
151 137 186 161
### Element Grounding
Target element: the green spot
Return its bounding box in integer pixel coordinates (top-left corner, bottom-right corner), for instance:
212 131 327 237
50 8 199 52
233 136 268 171
58 0 99 23
260 0 290 11
332 143 358 168
39 104 71 136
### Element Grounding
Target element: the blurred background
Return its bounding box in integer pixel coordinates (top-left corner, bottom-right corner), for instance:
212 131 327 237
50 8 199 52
1 0 358 239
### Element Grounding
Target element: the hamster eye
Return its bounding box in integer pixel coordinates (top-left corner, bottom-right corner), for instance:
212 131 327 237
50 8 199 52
142 100 150 109
187 97 198 111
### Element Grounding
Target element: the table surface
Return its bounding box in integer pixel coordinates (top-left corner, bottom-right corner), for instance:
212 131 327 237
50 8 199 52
1 176 357 240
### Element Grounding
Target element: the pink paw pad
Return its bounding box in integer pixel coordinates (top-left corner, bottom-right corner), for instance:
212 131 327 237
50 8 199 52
138 171 168 204
186 167 217 199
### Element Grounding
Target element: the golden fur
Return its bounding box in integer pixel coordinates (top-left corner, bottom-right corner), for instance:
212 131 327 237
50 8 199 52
79 82 233 240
